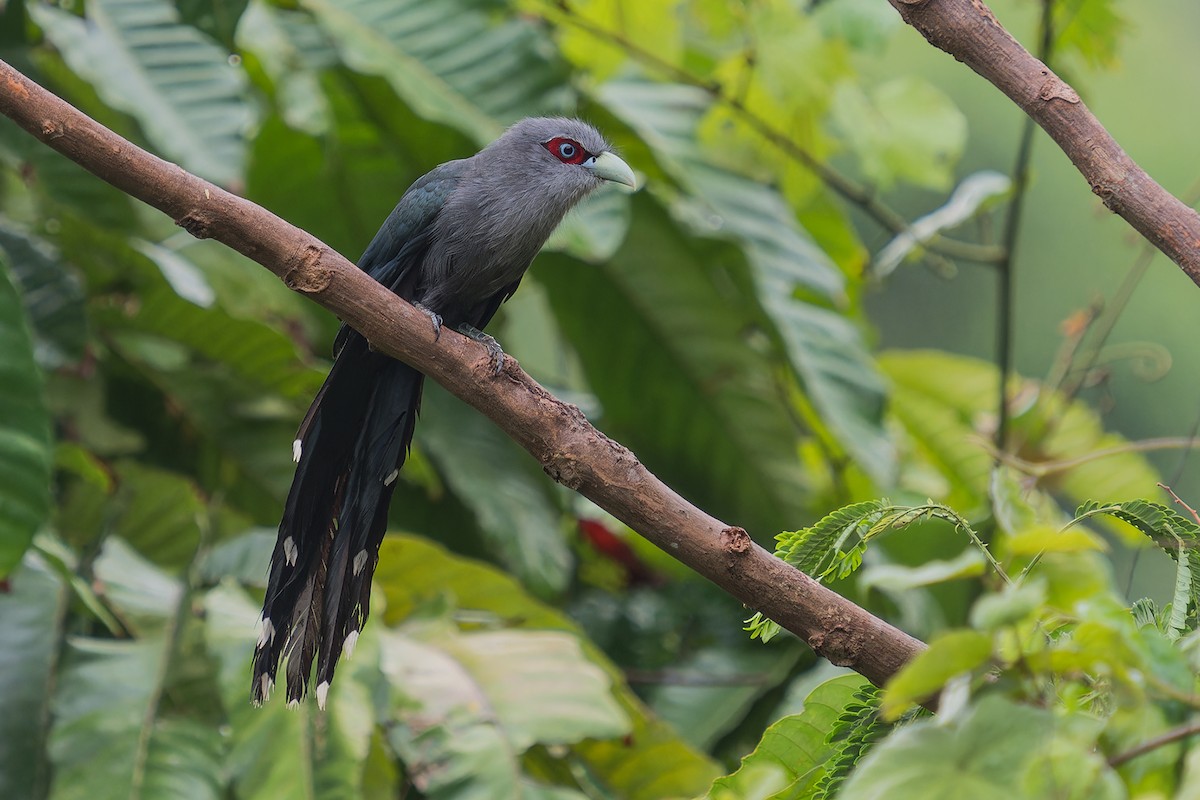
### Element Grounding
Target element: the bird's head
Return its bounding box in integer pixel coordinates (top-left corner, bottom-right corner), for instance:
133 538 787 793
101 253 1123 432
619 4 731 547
485 117 637 195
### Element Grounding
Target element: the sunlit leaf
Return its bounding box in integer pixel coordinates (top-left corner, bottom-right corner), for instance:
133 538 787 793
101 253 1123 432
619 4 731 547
830 77 967 191
374 535 719 798
881 630 991 719
839 697 1056 799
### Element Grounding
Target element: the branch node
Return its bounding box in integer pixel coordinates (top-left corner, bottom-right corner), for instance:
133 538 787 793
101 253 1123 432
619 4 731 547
39 119 64 140
720 526 751 554
543 455 584 490
177 210 214 239
1038 75 1080 104
282 244 334 294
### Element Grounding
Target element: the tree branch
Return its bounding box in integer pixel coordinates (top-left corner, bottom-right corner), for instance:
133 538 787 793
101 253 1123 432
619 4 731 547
0 60 926 689
886 0 1200 288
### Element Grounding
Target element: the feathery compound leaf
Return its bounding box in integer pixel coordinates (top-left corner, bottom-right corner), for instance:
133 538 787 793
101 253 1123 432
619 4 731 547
774 499 889 581
815 684 895 800
1074 499 1200 635
704 675 870 800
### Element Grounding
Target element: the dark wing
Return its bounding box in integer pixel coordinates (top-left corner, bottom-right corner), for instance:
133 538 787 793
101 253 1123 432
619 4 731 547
358 159 467 290
332 159 467 358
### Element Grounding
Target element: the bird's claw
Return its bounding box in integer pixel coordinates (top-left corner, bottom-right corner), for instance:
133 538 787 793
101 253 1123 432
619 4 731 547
457 324 505 376
413 302 443 341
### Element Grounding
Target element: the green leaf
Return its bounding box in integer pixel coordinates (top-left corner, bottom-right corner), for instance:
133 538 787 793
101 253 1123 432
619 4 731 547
381 623 629 798
830 76 967 191
881 630 991 719
30 0 255 185
598 78 894 485
705 674 869 800
859 547 986 593
0 553 66 800
373 535 719 799
47 539 225 800
0 255 52 578
419 384 572 597
176 0 249 49
538 195 810 536
645 644 802 751
0 217 87 368
235 0 332 135
839 696 1053 799
1055 0 1126 70
204 581 376 800
1074 499 1200 632
302 0 571 145
882 350 1163 515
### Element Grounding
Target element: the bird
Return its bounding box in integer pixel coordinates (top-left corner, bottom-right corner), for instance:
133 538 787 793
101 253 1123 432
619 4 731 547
251 117 636 708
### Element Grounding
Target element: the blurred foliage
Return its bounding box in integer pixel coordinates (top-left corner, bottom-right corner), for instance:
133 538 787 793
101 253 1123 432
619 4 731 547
3 0 1199 797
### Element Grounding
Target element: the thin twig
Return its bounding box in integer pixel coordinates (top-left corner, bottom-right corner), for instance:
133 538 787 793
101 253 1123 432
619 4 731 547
981 436 1200 479
1159 482 1200 528
994 0 1054 454
1109 718 1200 767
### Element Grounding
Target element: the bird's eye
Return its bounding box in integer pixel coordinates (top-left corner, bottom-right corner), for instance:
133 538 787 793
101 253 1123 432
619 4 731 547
544 137 587 165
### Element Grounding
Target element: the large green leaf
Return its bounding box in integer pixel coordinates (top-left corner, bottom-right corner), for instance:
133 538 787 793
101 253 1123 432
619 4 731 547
48 538 225 800
374 535 720 799
646 644 802 751
539 194 809 536
380 622 629 799
30 0 254 185
419 384 573 597
0 553 66 800
596 78 894 485
706 675 869 800
302 0 571 145
204 581 377 800
838 696 1121 800
0 255 52 578
0 218 87 368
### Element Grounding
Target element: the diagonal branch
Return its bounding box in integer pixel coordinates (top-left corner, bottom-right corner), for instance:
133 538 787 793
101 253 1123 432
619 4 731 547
886 0 1200 287
0 60 926 689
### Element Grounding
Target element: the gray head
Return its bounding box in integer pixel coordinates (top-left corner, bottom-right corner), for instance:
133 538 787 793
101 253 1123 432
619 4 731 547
424 117 635 312
479 117 636 195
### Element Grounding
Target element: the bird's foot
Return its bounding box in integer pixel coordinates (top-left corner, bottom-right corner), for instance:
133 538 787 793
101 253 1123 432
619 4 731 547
457 323 505 375
413 302 443 341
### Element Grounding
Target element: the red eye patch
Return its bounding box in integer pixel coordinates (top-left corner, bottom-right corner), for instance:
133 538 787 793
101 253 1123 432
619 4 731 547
544 137 589 165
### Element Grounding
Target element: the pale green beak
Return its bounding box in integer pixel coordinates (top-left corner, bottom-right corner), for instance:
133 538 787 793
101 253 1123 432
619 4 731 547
586 151 637 189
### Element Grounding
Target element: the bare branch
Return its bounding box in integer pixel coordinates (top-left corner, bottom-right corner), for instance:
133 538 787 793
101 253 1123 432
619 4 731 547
0 59 926 688
886 0 1200 287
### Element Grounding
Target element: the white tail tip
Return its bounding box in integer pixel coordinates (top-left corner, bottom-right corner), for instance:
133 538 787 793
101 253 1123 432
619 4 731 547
344 629 360 659
283 536 298 567
316 681 330 711
259 674 274 703
292 439 302 462
257 616 276 650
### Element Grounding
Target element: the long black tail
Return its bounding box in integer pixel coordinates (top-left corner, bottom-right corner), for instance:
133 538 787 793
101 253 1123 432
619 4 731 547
251 330 423 707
